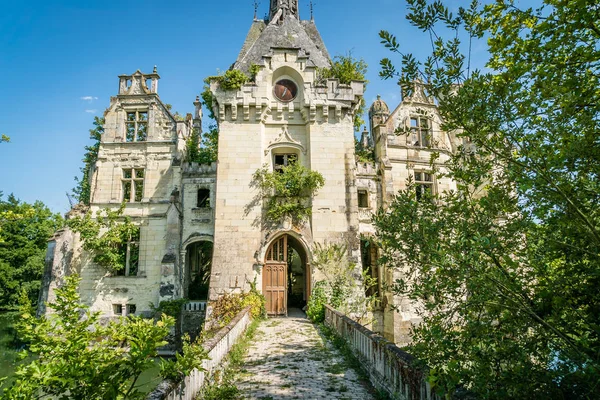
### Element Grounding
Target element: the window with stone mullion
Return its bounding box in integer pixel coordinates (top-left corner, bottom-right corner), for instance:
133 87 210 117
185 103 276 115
414 171 434 201
125 111 148 142
122 168 144 202
410 117 431 147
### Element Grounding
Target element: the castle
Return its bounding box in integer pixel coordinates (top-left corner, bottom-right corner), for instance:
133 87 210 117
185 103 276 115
40 0 461 344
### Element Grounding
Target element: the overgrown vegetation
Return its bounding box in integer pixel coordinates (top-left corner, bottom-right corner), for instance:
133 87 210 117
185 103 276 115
0 135 9 144
67 204 140 274
355 138 375 163
73 116 103 205
306 243 377 324
252 162 325 224
377 0 600 397
186 125 219 165
150 298 189 319
318 54 368 130
201 69 252 120
198 318 262 400
209 279 266 329
0 193 63 310
1 275 205 399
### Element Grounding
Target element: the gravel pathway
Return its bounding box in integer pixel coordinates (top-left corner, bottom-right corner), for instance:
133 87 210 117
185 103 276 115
234 309 375 400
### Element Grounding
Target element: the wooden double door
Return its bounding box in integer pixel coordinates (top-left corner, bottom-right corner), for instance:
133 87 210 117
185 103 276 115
263 235 289 316
263 235 311 316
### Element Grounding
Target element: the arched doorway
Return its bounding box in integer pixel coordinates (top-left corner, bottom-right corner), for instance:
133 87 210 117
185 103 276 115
185 241 213 300
263 234 310 316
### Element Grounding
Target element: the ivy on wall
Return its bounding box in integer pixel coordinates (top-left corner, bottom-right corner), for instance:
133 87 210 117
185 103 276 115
67 204 139 274
252 163 325 224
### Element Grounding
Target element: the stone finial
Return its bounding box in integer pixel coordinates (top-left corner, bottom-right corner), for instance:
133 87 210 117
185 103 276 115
153 65 158 74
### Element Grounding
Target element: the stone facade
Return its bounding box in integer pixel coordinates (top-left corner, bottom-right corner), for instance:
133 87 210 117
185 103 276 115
40 2 462 345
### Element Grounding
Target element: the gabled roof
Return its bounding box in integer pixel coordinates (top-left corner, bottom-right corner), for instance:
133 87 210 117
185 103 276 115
233 15 331 74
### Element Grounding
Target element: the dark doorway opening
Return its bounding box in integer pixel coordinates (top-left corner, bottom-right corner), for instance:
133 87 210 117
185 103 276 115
185 241 213 300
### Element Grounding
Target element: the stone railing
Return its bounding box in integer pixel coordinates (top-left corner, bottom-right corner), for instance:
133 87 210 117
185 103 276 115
182 301 207 312
147 307 252 400
324 305 443 400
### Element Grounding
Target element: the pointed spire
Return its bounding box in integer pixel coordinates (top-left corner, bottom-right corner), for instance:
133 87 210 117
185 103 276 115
269 0 299 24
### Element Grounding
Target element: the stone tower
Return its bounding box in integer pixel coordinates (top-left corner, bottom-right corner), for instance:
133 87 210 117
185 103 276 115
206 2 365 315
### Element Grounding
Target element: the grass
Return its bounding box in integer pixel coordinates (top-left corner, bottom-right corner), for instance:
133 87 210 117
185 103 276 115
198 318 264 400
319 323 391 400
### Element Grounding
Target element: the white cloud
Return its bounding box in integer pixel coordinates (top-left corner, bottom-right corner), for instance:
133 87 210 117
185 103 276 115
81 96 99 102
85 109 97 114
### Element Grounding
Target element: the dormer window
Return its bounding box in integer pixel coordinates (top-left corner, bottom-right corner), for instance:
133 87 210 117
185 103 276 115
410 116 430 147
126 111 148 142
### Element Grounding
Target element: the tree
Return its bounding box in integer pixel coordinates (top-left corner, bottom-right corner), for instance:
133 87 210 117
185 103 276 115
0 135 9 143
376 0 600 398
1 275 200 399
0 194 63 310
186 125 219 165
73 117 103 205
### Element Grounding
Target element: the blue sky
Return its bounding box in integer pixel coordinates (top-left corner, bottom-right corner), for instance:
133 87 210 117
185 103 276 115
0 0 495 213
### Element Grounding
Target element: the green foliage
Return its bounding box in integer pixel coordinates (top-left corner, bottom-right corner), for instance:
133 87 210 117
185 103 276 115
150 298 188 319
199 318 260 400
309 243 378 324
249 63 261 81
306 281 329 323
252 162 325 224
73 116 103 205
159 334 208 381
378 0 600 398
186 125 219 165
67 204 139 274
2 275 173 399
202 69 251 121
318 54 368 130
0 135 9 143
210 286 266 329
0 194 63 310
355 138 375 163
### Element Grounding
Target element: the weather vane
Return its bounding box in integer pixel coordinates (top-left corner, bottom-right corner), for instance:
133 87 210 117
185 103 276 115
253 1 260 20
310 1 315 21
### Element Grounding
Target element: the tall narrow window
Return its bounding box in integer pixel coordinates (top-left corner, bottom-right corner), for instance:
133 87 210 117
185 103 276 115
116 227 140 277
414 172 434 201
361 239 380 298
358 189 369 208
122 168 144 202
410 117 430 147
273 153 297 172
197 189 210 208
126 111 148 142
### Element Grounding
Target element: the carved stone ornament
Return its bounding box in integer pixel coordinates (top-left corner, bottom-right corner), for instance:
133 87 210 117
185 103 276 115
264 124 306 155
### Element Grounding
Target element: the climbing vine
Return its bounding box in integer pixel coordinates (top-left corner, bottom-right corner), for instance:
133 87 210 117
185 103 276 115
72 117 103 205
252 162 325 224
67 204 139 274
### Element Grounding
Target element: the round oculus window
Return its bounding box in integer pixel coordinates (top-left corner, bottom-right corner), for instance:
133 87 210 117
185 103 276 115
273 79 298 102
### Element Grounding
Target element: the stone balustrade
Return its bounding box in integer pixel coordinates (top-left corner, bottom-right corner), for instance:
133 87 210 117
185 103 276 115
147 307 252 400
182 301 207 312
324 305 443 400
182 162 218 176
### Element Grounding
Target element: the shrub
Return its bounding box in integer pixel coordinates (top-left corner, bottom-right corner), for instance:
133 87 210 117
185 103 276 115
306 281 330 323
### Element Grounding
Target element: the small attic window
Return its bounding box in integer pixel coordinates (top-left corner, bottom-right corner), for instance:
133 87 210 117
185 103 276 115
126 79 132 89
145 78 152 90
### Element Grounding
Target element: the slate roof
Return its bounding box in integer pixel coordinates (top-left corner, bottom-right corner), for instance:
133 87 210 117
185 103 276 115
233 15 331 74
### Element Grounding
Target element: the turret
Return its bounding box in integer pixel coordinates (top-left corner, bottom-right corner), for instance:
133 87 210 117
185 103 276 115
369 95 390 133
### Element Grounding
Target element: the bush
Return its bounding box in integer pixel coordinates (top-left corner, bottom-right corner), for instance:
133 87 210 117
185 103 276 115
306 281 330 323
